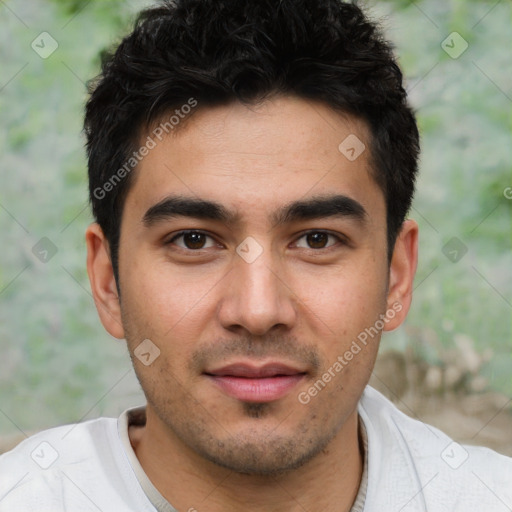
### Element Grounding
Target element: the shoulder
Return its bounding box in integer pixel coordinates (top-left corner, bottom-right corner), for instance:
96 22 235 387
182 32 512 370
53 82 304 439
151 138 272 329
0 416 117 470
359 386 512 511
0 416 151 511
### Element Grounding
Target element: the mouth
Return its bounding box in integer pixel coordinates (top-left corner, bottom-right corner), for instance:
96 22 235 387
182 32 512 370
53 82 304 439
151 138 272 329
204 362 307 402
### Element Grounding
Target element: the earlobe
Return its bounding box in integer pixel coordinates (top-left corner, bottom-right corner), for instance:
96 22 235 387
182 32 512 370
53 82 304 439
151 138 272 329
383 219 418 332
85 223 125 339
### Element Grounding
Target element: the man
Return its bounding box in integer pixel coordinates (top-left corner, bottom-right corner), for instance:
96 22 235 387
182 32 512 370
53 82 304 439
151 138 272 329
1 0 511 510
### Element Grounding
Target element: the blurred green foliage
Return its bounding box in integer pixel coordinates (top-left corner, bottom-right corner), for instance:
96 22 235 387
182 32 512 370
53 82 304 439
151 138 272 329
0 0 510 436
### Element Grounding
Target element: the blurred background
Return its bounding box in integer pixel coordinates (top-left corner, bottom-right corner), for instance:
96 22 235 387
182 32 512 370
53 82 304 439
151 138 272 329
1 0 511 454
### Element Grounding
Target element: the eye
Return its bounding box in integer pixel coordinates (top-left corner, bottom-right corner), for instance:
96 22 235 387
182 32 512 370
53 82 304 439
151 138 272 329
167 230 218 251
294 231 343 250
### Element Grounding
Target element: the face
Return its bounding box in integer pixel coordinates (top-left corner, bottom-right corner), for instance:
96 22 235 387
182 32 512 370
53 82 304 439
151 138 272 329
87 96 416 476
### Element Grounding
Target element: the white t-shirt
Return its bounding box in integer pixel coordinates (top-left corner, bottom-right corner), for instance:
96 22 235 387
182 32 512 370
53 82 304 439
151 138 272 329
1 386 511 511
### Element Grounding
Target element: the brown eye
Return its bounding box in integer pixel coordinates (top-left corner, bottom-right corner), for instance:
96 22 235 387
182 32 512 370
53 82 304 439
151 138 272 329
183 232 207 249
295 231 341 250
168 231 216 250
307 232 328 248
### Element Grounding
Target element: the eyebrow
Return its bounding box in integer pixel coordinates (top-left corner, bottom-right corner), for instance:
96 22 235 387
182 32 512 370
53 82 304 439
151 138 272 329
142 194 368 228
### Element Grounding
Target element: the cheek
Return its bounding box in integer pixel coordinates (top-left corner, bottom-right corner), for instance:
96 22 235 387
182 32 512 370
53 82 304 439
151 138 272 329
296 263 388 334
290 264 387 390
119 252 220 353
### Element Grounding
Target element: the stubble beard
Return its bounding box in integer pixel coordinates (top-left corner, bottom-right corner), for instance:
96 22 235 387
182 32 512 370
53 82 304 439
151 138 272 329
122 309 354 477
144 386 347 477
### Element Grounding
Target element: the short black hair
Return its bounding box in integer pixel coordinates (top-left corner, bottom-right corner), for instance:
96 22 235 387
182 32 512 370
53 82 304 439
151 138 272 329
85 0 419 285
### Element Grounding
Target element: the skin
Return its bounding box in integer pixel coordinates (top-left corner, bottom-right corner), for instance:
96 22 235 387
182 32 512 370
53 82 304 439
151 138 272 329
86 96 418 512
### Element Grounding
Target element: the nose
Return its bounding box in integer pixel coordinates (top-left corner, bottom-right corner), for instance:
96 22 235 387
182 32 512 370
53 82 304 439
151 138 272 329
217 246 298 336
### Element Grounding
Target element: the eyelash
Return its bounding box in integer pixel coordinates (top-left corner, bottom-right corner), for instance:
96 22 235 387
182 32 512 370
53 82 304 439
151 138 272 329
165 230 346 253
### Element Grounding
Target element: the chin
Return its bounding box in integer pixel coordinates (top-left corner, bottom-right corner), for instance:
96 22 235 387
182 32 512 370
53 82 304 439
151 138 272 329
187 419 339 477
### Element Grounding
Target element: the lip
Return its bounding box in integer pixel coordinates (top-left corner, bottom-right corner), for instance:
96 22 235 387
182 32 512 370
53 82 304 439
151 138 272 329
205 362 307 402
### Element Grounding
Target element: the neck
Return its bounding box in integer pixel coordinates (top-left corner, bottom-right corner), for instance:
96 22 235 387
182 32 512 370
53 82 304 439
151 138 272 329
129 407 364 512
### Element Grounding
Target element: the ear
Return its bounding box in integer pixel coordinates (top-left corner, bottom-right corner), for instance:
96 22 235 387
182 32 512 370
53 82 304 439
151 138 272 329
85 223 125 339
383 219 418 331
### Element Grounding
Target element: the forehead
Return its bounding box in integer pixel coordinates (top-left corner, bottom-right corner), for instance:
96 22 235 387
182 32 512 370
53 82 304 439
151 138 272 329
124 96 384 227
